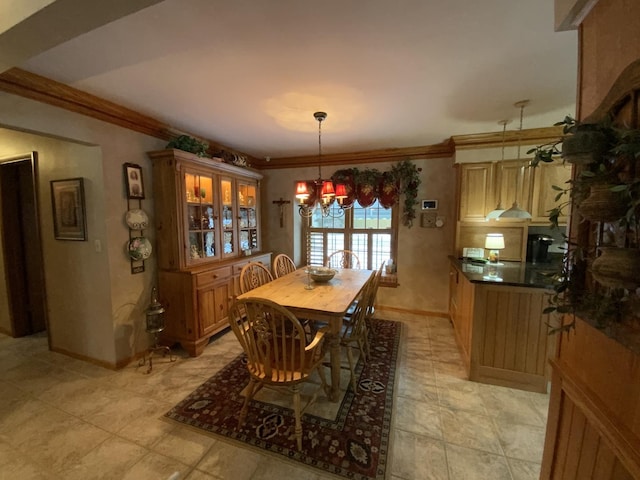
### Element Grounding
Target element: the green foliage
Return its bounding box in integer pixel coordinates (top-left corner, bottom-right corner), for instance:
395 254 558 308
390 160 421 228
329 160 422 227
166 135 210 157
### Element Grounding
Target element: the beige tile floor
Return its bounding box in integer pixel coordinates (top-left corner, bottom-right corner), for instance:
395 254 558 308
0 312 549 479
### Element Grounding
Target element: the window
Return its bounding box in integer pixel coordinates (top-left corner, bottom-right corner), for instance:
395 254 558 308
303 199 398 273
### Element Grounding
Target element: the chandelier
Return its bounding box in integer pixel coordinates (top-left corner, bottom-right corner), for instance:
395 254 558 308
295 112 350 218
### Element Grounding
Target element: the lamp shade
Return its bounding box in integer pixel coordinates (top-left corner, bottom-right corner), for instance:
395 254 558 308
498 202 532 219
320 180 335 197
335 183 348 199
295 181 309 199
485 233 505 250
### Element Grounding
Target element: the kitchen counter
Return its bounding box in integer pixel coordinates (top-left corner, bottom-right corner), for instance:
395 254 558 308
448 255 560 289
448 257 557 392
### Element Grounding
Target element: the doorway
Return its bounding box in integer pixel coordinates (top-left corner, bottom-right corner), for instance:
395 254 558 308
0 152 48 337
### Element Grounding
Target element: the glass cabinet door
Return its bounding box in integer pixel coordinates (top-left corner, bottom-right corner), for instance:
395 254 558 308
238 181 259 253
220 177 236 258
185 171 217 264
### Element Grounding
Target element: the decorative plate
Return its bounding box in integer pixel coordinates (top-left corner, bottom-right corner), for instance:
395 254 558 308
128 236 152 261
125 208 149 230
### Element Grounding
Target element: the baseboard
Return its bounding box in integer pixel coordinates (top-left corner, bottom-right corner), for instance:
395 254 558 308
376 305 449 318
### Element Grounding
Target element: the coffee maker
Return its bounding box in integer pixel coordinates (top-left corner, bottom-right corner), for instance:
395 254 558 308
526 234 554 264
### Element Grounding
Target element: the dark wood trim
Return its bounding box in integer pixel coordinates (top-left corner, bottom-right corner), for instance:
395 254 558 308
256 142 454 170
0 67 567 170
0 68 258 162
451 126 565 150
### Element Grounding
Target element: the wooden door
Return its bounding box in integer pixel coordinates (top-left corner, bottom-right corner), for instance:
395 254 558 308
0 153 48 337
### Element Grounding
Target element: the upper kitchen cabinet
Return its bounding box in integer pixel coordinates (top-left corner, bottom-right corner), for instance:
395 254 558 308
149 149 263 270
458 162 495 221
457 160 570 225
529 161 572 224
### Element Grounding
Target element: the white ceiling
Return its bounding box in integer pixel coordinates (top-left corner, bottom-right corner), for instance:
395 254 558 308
9 0 578 159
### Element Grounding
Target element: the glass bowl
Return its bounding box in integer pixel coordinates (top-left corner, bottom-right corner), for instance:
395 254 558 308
307 266 337 282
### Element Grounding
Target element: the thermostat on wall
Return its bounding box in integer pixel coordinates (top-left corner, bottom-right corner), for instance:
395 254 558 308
421 199 438 210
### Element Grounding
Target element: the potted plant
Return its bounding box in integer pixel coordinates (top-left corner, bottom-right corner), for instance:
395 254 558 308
166 135 210 157
533 121 640 342
528 116 616 167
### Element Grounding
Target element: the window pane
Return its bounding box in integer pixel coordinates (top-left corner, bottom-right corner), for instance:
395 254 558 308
372 233 392 270
311 203 346 228
353 199 391 229
326 233 344 258
350 234 368 267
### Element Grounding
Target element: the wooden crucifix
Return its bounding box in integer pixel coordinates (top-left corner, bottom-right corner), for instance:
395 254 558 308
272 197 291 228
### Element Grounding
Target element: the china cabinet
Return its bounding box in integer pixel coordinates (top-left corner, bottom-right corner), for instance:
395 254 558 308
148 149 270 356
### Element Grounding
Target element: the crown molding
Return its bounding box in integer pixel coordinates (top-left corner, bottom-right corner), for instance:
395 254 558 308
253 142 454 169
0 67 566 170
0 67 256 162
451 126 565 150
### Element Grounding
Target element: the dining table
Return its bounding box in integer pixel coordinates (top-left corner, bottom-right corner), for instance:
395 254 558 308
236 267 375 401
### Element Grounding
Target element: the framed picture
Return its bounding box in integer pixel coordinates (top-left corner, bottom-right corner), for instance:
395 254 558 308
124 163 145 199
50 178 87 241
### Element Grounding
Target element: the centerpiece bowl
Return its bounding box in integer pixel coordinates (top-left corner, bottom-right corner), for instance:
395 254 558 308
307 266 337 283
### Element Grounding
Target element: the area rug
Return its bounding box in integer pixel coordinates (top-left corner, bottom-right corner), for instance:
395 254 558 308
165 318 401 480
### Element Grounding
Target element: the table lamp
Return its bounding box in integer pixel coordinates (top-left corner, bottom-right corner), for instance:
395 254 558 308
485 233 505 264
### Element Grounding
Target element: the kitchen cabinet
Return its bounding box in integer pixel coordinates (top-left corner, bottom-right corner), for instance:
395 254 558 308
457 160 570 225
449 263 474 368
449 259 556 393
458 162 494 221
149 149 270 356
529 161 572 224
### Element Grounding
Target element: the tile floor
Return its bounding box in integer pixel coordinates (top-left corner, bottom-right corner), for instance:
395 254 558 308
0 312 549 479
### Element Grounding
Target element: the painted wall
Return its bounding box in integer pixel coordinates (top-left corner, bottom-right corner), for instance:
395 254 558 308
260 157 457 314
0 92 164 366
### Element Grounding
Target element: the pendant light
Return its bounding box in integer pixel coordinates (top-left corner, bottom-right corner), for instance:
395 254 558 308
486 119 510 220
499 100 532 220
296 111 347 218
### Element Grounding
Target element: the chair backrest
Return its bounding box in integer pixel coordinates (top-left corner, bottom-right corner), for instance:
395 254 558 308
229 298 320 381
342 288 369 342
364 262 385 318
240 262 274 293
272 253 296 278
326 250 361 269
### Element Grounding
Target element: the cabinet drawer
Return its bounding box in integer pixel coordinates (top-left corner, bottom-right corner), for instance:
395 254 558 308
196 266 232 287
233 256 270 274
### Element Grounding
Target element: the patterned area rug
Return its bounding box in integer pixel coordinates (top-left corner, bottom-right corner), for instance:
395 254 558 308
165 318 401 480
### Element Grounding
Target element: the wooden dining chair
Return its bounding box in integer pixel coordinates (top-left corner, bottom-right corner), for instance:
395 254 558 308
272 253 296 278
326 250 361 269
340 286 370 392
228 297 329 451
239 262 274 293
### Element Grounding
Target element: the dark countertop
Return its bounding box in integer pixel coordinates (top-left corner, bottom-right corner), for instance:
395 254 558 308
449 255 560 289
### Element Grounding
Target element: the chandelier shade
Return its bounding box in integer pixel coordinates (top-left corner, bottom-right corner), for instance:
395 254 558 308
498 100 532 220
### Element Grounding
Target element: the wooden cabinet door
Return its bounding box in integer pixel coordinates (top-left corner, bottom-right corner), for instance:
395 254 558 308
459 163 494 221
530 162 572 224
197 280 231 337
496 160 532 215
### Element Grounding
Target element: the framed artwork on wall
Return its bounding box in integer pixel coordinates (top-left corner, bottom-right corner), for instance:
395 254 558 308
50 177 87 241
124 163 145 199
